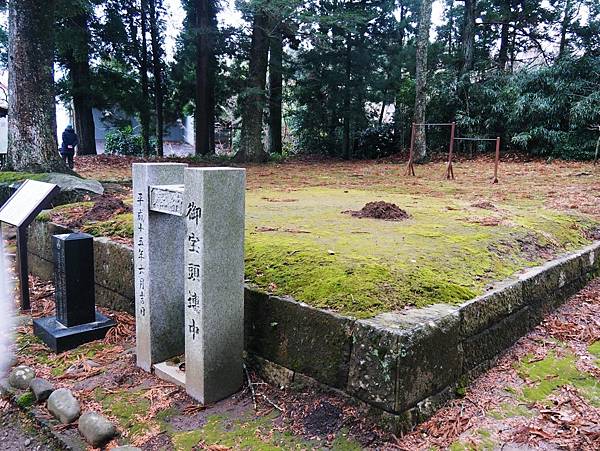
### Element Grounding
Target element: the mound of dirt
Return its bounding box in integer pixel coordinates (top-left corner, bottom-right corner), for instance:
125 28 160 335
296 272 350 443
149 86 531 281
344 201 410 221
471 201 497 210
69 195 131 228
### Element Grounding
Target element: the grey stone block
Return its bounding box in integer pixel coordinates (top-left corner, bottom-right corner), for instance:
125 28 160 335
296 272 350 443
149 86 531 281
347 304 461 413
47 388 80 424
132 163 187 372
94 284 135 315
183 167 246 404
520 253 581 306
462 306 529 372
459 278 524 338
245 290 355 389
246 354 295 388
29 378 54 402
8 365 35 390
575 243 600 274
346 316 399 412
78 411 117 448
394 306 461 412
93 237 134 300
28 221 72 263
27 252 55 282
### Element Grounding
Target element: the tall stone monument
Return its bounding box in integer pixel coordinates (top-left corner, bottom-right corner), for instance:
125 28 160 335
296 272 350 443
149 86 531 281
133 163 245 404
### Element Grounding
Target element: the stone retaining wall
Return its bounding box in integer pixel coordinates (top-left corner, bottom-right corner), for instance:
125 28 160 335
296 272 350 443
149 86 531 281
27 220 600 432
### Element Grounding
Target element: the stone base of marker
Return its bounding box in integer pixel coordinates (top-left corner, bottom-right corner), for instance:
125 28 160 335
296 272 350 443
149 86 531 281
153 358 186 388
33 312 115 353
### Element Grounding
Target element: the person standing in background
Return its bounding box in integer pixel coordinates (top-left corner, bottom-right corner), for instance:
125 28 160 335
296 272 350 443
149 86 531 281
60 125 78 169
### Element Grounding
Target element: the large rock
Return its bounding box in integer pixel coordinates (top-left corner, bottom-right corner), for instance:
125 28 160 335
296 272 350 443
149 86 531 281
47 388 80 424
8 366 35 390
78 411 117 447
0 173 104 208
42 172 104 198
29 378 54 402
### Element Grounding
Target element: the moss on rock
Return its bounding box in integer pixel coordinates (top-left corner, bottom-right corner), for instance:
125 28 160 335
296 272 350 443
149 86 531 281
81 213 134 239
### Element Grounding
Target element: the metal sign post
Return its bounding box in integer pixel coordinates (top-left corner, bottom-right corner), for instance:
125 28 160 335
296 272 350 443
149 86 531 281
0 179 60 311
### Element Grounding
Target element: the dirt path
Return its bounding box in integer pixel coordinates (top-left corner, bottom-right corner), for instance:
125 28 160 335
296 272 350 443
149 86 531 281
0 402 57 451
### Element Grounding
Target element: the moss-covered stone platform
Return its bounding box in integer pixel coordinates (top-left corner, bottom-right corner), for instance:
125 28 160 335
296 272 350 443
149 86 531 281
26 219 600 432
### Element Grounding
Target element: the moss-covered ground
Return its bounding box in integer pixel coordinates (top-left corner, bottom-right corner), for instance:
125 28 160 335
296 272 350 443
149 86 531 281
397 279 600 450
0 171 48 184
45 156 600 317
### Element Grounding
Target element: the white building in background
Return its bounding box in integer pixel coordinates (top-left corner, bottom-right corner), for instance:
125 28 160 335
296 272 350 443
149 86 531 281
56 104 191 146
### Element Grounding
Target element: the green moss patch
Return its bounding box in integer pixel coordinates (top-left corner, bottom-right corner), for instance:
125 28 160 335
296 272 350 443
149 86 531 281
487 402 535 420
94 387 151 439
16 332 106 377
0 172 47 184
81 212 134 239
516 350 600 406
170 413 360 451
16 392 36 409
46 185 597 317
245 188 594 317
588 341 600 363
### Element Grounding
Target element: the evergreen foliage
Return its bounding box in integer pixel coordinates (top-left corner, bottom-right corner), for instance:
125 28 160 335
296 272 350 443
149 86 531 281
2 0 599 161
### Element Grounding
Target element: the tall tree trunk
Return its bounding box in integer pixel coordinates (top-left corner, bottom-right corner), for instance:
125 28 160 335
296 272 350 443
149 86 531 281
461 0 475 74
193 0 216 156
342 33 352 159
7 0 67 173
70 10 96 156
267 29 283 155
149 0 164 157
378 91 386 126
238 10 269 163
139 0 151 157
448 0 454 55
497 21 509 70
558 0 572 58
413 0 433 163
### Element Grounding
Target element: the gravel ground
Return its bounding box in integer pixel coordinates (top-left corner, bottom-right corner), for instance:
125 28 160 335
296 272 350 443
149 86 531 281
0 403 57 451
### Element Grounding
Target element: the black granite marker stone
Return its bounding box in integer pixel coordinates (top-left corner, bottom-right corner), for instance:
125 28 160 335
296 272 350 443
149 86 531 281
33 233 115 353
54 233 96 326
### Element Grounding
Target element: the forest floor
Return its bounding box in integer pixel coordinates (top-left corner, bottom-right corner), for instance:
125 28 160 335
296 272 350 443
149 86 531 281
37 154 600 318
6 269 600 450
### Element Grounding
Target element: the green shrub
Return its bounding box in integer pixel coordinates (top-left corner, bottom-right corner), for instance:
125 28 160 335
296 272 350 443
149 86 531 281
105 126 155 156
353 125 398 159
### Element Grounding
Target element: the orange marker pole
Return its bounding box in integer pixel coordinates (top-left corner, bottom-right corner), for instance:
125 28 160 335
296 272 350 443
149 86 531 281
447 122 456 180
407 123 416 176
493 137 500 184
